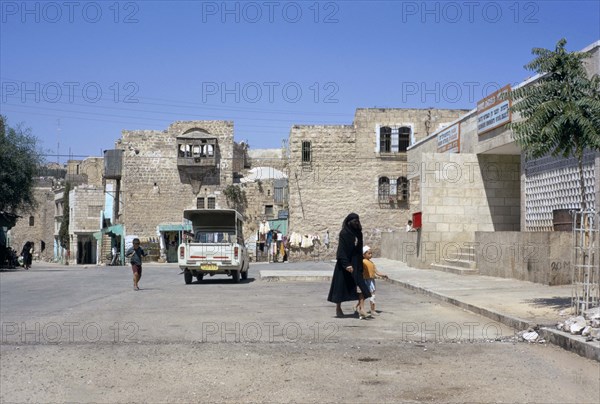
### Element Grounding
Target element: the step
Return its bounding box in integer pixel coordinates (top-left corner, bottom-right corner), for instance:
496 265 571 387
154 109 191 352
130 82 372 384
430 263 479 275
442 258 477 269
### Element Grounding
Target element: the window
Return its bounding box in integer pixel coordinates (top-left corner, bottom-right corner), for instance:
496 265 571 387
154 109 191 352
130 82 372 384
380 127 392 153
301 141 311 163
207 197 216 209
265 205 274 218
178 144 191 157
378 126 411 153
206 144 214 157
192 145 201 157
397 177 409 201
197 197 205 209
29 216 34 226
378 177 390 201
399 127 411 152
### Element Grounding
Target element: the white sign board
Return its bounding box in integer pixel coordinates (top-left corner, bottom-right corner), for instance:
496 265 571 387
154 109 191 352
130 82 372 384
437 123 460 153
477 85 511 135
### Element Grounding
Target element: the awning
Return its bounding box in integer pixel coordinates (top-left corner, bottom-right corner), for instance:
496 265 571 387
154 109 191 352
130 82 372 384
157 223 192 232
95 224 125 240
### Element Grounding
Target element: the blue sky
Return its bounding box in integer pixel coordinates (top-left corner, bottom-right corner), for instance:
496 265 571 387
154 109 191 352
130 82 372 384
1 0 599 162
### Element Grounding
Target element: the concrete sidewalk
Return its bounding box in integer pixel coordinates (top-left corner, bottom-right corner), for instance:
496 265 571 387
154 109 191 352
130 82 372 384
258 258 600 362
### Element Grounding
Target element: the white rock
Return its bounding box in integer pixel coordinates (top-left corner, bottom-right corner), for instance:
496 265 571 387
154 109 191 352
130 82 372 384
591 319 600 328
584 307 600 320
523 331 539 342
582 326 592 336
590 328 600 339
566 316 587 334
556 323 564 331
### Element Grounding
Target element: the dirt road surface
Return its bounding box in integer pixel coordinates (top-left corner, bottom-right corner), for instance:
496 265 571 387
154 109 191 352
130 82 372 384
1 264 598 403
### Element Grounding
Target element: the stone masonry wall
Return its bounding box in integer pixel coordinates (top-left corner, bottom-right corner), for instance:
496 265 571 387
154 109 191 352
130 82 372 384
9 186 55 262
69 186 104 234
287 108 467 260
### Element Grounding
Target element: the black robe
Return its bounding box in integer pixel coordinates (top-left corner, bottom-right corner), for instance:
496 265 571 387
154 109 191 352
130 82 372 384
327 215 372 303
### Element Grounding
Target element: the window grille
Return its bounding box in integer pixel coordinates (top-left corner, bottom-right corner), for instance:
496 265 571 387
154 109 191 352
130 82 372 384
380 127 392 153
302 141 312 163
207 197 216 209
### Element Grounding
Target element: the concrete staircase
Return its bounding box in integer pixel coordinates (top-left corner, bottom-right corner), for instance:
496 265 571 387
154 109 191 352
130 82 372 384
430 246 479 275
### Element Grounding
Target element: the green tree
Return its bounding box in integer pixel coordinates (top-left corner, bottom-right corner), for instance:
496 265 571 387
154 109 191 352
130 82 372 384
58 182 71 250
507 39 600 210
0 115 45 213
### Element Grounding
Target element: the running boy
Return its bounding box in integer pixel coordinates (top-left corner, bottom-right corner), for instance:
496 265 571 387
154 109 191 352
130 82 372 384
125 238 147 291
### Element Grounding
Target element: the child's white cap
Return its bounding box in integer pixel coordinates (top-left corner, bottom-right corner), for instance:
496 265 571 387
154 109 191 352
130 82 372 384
363 245 371 254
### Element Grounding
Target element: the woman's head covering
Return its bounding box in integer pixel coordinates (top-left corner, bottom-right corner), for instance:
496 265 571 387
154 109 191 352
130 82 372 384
343 213 360 229
341 212 363 249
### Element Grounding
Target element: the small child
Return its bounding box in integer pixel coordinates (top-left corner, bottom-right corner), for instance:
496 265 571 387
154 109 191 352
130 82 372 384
125 238 147 291
362 246 388 316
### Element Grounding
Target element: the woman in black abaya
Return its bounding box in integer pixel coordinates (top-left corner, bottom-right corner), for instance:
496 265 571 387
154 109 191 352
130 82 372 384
327 213 372 317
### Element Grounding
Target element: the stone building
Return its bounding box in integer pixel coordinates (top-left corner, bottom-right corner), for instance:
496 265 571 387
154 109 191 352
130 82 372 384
8 157 106 265
110 121 282 262
9 178 56 262
287 108 468 260
68 185 104 264
382 40 600 285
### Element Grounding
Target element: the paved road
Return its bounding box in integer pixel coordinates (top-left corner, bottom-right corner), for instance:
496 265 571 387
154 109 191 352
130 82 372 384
1 263 598 403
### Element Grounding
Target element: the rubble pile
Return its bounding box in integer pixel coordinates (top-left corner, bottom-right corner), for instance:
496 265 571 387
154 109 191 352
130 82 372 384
557 307 600 342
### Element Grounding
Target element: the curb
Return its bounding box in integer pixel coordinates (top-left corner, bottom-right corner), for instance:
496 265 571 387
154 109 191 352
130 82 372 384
259 270 332 282
385 277 600 362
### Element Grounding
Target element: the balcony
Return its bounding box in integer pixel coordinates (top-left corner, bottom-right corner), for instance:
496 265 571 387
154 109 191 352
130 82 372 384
177 140 218 168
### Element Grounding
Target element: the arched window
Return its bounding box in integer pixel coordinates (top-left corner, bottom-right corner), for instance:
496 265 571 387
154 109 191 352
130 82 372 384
378 177 390 201
380 127 392 153
399 127 411 152
397 177 409 201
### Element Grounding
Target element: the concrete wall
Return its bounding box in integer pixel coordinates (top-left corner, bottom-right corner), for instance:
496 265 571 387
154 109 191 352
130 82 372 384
475 231 573 285
419 153 520 242
381 229 575 285
381 230 425 268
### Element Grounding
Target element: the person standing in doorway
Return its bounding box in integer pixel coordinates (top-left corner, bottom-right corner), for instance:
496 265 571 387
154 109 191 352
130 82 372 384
125 238 147 291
